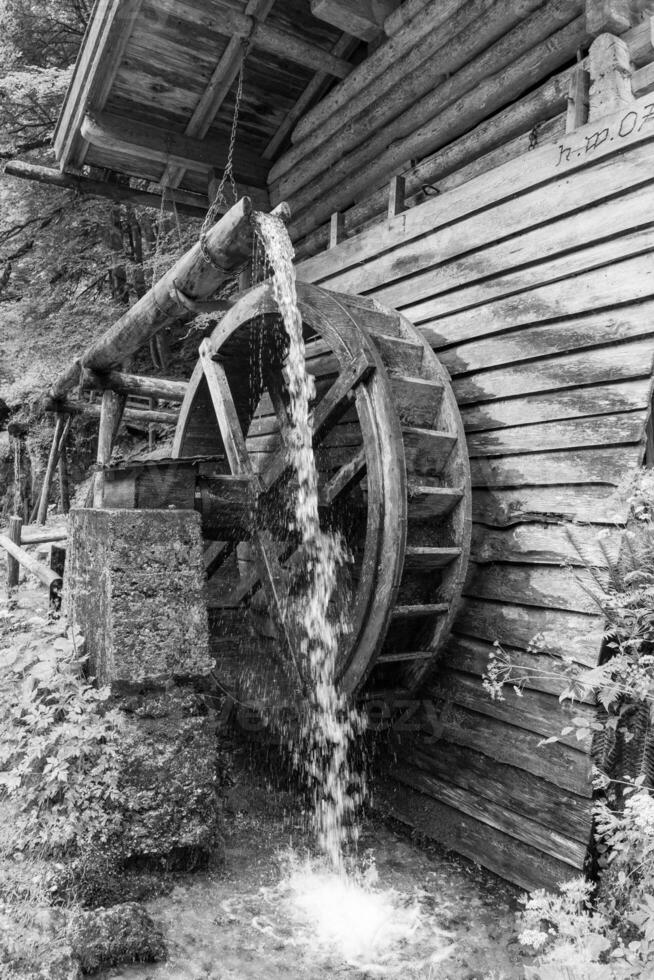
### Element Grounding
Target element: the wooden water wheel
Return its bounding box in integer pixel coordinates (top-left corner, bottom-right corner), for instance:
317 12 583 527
173 282 471 703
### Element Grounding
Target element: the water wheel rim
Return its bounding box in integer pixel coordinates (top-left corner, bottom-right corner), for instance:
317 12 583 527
172 282 407 696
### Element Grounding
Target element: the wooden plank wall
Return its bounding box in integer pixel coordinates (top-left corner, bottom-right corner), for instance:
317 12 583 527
296 96 654 892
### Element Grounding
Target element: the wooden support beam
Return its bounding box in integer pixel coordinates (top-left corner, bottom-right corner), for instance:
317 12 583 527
82 369 188 403
36 416 66 526
4 160 209 216
0 533 62 600
162 0 276 190
21 527 67 545
6 516 22 590
388 175 406 219
58 432 70 515
50 197 255 399
330 212 345 248
43 396 178 425
93 391 126 508
81 111 269 189
566 65 591 131
588 32 635 119
586 0 632 35
310 0 398 41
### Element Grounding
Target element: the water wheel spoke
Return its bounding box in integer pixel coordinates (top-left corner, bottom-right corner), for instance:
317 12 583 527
204 540 233 579
263 366 293 446
199 339 251 475
259 351 374 492
251 529 305 683
319 448 367 506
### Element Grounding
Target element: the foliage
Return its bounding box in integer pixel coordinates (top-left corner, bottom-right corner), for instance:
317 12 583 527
0 619 124 858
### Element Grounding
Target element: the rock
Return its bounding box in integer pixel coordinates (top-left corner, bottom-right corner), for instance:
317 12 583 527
66 902 166 974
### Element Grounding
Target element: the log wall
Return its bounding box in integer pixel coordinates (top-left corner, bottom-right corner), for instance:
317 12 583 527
296 94 654 892
277 4 654 257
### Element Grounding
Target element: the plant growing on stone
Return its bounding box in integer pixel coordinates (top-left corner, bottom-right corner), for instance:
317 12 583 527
0 622 124 858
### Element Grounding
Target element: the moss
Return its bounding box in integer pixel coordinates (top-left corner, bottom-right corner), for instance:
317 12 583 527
66 902 166 974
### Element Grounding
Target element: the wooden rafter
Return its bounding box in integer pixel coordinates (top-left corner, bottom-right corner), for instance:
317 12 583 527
310 0 399 41
81 111 269 189
163 0 277 191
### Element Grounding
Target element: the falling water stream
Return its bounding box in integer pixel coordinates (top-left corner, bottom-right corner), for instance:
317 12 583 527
243 214 456 975
252 211 362 871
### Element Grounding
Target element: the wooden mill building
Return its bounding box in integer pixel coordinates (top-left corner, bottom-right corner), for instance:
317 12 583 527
12 0 654 892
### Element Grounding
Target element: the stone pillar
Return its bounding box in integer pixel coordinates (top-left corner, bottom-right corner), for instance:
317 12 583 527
66 508 219 869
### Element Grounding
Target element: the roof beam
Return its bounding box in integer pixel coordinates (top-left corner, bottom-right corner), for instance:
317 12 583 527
54 0 145 169
81 111 270 205
4 159 209 216
155 0 352 78
310 0 399 41
162 0 277 191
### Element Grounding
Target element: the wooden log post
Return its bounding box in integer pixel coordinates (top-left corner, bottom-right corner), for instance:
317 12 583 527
93 390 126 508
588 32 635 119
36 415 66 525
6 516 22 590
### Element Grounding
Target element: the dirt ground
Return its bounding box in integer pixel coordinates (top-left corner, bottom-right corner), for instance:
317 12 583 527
0 571 531 980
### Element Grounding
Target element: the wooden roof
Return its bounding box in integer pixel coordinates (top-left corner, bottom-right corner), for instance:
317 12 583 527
54 0 359 204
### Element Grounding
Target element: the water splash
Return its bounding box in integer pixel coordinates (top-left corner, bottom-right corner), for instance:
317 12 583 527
252 212 364 870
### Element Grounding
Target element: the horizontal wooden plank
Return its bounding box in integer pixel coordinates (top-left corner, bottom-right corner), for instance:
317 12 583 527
428 669 595 748
380 777 581 892
411 699 593 796
462 378 653 431
441 302 654 377
393 766 587 867
466 412 645 456
297 95 654 286
472 485 628 526
470 445 643 488
420 252 654 343
465 560 605 615
406 739 594 844
454 596 604 665
453 338 654 405
371 182 654 313
471 521 621 567
443 632 595 701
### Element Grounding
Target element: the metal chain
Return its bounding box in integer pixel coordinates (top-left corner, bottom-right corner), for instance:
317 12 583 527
200 39 249 269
